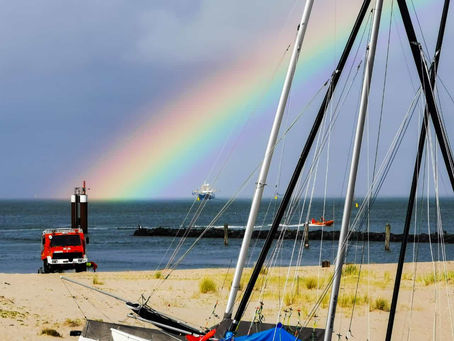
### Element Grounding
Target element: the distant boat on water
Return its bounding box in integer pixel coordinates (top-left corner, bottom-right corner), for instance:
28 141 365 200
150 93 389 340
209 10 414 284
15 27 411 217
308 217 334 228
192 183 215 200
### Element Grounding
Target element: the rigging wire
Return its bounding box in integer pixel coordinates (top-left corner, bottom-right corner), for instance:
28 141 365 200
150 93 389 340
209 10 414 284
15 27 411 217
164 196 211 270
62 278 88 320
405 96 429 340
241 40 369 330
152 26 297 287
275 100 328 324
204 0 301 192
63 278 114 324
427 113 454 338
425 126 438 340
409 0 430 58
392 12 419 94
242 107 330 327
345 0 396 334
149 81 330 294
373 0 394 179
155 200 194 270
299 87 423 331
155 196 202 272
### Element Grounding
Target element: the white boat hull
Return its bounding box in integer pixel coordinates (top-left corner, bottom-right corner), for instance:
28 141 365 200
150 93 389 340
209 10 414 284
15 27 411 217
111 328 150 341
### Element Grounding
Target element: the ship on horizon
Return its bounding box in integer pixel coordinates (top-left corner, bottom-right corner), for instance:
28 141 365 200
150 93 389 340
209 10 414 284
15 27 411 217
192 182 215 200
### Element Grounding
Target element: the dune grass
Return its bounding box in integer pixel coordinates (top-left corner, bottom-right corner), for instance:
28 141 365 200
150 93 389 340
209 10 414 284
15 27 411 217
343 264 359 276
41 328 61 337
64 318 82 327
201 264 452 318
304 277 318 290
371 297 390 312
92 275 104 285
0 308 25 319
338 293 369 308
199 277 217 293
418 271 454 286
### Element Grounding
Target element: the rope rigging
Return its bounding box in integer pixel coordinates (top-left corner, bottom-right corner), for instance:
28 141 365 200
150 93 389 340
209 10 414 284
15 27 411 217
236 18 373 329
300 83 424 332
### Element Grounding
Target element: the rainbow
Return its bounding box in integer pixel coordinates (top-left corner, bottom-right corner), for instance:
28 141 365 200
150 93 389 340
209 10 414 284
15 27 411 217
60 0 434 199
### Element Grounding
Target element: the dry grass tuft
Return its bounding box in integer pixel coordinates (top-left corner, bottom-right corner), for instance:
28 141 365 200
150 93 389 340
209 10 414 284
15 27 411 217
40 328 61 337
0 308 25 319
418 271 454 286
154 271 162 279
343 264 359 276
402 272 414 281
338 293 369 308
199 277 217 293
92 275 104 285
371 297 390 312
304 277 318 290
64 318 82 327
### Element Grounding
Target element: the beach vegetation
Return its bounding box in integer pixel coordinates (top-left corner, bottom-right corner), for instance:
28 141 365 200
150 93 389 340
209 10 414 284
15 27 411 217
0 308 25 319
199 277 217 293
338 293 369 308
64 318 82 327
304 276 320 290
239 275 250 291
155 271 162 279
371 297 390 311
343 264 359 276
321 293 331 309
40 328 61 337
92 275 104 285
384 271 392 283
284 292 297 306
402 272 414 281
418 271 454 286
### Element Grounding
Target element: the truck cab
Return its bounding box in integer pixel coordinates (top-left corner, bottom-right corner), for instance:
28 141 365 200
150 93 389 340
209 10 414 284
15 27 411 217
41 228 87 273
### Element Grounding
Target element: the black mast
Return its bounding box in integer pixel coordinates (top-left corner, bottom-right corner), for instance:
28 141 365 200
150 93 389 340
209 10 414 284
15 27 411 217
386 1 452 340
228 0 372 332
395 0 454 189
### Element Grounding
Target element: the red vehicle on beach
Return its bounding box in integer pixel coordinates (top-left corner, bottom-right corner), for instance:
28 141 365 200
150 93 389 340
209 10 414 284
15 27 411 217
40 228 88 273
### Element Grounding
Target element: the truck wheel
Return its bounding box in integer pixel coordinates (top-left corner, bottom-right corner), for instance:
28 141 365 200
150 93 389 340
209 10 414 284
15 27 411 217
75 264 86 272
43 260 52 273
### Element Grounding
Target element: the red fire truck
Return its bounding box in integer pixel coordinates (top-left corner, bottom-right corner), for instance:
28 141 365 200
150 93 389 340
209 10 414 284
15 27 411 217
40 228 88 273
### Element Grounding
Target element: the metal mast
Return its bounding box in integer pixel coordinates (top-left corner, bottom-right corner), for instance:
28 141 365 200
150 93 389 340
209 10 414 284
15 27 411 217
324 0 384 339
386 0 452 339
224 0 315 319
225 0 372 333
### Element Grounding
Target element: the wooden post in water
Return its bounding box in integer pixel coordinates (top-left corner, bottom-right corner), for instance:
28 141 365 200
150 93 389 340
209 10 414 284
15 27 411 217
224 224 229 246
385 223 391 251
304 223 309 248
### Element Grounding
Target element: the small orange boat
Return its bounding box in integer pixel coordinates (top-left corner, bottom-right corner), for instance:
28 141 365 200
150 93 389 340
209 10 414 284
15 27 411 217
309 217 334 227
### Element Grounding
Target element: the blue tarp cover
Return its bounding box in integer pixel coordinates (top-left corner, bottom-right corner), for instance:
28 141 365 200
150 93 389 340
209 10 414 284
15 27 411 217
234 324 301 341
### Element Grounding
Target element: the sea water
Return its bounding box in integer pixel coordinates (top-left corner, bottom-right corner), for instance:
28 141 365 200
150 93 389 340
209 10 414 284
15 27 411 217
0 198 453 273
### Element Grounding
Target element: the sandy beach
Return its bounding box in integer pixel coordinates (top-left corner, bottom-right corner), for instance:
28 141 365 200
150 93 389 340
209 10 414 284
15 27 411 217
1 262 453 340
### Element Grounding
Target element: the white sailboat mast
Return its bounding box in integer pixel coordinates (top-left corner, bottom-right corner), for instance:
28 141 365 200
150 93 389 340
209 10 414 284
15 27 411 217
324 0 383 339
224 0 315 318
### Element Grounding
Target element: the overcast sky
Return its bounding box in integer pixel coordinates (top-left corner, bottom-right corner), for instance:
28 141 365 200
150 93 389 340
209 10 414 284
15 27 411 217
0 0 453 199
